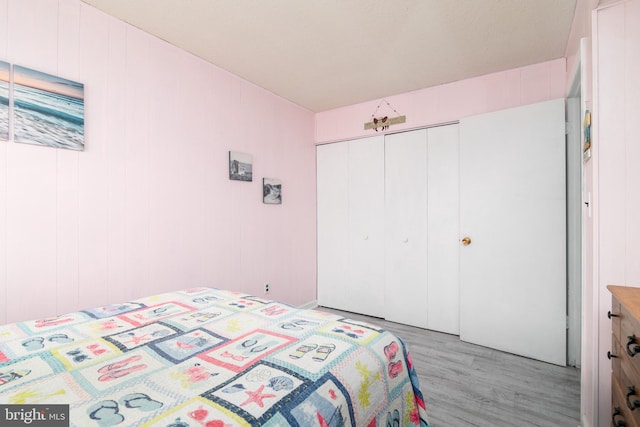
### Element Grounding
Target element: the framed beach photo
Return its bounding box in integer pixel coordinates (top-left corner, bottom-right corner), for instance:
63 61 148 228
229 151 253 181
13 65 84 151
263 178 282 204
0 60 9 141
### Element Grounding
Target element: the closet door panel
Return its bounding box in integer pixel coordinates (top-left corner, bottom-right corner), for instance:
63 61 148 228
426 124 460 335
384 130 429 328
316 142 349 311
348 136 385 317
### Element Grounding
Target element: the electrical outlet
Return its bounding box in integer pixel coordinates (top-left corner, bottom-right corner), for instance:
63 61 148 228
264 282 270 294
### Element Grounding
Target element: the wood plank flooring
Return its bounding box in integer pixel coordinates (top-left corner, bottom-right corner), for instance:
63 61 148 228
319 307 581 427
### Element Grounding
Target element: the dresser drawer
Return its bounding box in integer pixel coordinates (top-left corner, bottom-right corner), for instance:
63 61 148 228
621 303 640 374
619 352 640 426
613 374 640 427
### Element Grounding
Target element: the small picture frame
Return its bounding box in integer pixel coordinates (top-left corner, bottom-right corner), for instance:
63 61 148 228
263 178 282 204
229 151 253 181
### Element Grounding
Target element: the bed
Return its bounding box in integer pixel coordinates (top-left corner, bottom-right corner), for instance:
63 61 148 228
0 288 429 426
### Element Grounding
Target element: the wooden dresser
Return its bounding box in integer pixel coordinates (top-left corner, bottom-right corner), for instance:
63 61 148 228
609 285 640 427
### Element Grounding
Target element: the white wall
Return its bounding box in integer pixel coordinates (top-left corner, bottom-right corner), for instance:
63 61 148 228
0 0 317 324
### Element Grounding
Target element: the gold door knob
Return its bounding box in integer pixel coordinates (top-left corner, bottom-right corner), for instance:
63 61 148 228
461 237 471 246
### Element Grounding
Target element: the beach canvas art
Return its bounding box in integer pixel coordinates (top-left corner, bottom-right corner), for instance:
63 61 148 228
263 178 282 204
0 61 9 141
229 151 253 181
13 65 84 151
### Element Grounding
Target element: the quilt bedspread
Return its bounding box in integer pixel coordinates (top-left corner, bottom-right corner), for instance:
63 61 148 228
0 288 429 426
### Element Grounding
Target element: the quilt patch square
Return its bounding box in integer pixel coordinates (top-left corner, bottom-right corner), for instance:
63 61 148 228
74 316 135 338
146 358 237 397
222 298 263 312
203 362 308 423
253 303 296 320
186 292 227 308
268 316 323 337
163 307 235 331
19 312 90 334
318 320 380 345
119 302 196 327
0 354 60 393
272 335 352 378
73 382 169 427
369 336 408 392
104 323 180 352
73 348 166 393
4 329 86 359
140 396 248 427
52 339 121 370
149 329 225 363
330 347 388 425
286 375 354 427
203 312 270 339
83 302 145 319
197 330 296 373
0 324 28 343
0 372 90 405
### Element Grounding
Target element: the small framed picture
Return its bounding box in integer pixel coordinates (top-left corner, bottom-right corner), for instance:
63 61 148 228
263 178 282 204
229 151 253 181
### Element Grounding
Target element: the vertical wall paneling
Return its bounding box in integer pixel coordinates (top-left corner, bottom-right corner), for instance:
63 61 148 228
0 0 7 325
55 0 81 315
77 5 109 310
594 2 640 425
202 69 234 288
123 26 151 301
148 41 183 293
104 16 127 304
178 58 208 287
426 125 460 335
625 0 640 282
596 7 626 424
6 0 59 322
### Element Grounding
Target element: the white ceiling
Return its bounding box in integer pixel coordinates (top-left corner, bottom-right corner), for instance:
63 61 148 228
80 0 577 113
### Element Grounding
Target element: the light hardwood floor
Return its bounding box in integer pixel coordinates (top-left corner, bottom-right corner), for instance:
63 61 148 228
319 307 581 427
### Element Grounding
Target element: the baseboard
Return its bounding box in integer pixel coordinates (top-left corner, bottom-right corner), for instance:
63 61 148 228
580 413 588 427
298 300 318 310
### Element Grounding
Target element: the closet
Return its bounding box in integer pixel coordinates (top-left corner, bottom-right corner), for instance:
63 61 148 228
317 98 567 365
317 136 385 318
317 125 459 333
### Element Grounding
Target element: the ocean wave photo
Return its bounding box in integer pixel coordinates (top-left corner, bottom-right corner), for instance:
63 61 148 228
0 61 8 140
13 65 84 151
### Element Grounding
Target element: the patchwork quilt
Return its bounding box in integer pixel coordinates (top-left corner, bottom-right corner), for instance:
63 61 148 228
0 288 429 426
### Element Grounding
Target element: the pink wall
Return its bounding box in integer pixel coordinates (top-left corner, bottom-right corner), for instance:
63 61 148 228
0 0 317 325
592 1 640 426
315 59 566 143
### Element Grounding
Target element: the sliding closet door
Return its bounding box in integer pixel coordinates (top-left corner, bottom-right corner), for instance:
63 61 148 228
348 136 385 317
317 136 384 317
317 142 349 311
384 126 460 332
385 129 429 327
459 98 566 365
426 124 459 335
